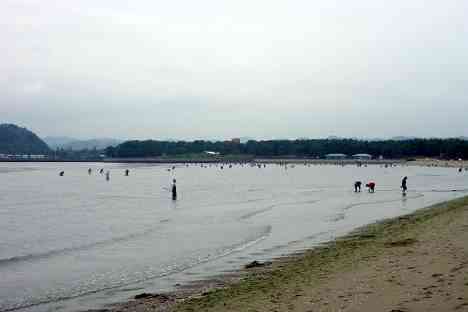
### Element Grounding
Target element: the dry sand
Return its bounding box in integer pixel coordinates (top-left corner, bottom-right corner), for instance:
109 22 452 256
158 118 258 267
105 197 468 312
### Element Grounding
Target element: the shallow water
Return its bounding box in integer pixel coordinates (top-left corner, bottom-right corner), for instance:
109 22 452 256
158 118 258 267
0 162 467 312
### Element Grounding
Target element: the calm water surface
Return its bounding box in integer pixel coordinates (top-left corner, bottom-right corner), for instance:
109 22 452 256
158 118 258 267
0 162 467 311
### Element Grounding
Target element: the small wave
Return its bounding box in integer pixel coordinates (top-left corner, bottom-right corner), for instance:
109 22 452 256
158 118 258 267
427 188 468 193
0 225 272 312
255 231 331 257
322 194 425 224
343 193 424 211
305 231 331 240
327 212 345 222
239 206 274 220
288 231 333 247
0 223 169 268
239 199 319 221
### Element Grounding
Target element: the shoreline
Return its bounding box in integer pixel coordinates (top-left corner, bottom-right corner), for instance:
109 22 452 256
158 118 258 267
2 158 466 168
408 158 468 168
1 158 404 165
98 195 468 312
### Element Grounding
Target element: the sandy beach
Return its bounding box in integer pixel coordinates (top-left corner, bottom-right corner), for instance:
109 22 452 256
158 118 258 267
106 196 468 312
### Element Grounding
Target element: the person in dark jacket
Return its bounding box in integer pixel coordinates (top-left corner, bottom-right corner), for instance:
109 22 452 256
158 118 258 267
171 179 177 200
354 181 362 192
401 176 408 195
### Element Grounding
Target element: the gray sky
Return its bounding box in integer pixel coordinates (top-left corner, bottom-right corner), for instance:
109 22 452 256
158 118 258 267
1 0 467 140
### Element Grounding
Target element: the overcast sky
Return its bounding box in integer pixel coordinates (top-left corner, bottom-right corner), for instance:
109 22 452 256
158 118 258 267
1 0 467 140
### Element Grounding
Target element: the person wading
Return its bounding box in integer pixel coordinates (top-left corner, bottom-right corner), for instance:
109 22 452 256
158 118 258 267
171 179 177 200
401 176 408 196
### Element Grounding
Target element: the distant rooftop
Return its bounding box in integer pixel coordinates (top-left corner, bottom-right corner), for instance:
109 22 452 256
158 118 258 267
325 153 347 157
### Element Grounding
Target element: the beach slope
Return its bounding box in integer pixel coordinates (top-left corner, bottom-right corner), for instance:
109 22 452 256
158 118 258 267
116 196 468 312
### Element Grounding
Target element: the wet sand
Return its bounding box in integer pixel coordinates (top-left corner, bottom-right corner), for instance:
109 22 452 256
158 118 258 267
107 196 468 312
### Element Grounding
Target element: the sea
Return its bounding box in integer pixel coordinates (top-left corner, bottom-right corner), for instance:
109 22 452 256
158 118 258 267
0 162 467 312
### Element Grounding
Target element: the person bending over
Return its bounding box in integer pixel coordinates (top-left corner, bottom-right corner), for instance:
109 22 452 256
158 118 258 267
366 181 375 193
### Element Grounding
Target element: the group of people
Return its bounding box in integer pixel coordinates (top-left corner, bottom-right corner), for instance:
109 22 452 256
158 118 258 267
353 181 375 193
354 176 408 195
59 164 415 201
60 168 131 181
59 167 179 200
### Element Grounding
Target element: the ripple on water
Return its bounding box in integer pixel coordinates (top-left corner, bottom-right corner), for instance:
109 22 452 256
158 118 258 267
0 225 272 312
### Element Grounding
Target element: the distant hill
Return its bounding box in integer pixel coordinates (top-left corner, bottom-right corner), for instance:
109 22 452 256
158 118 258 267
42 136 77 149
44 136 123 151
0 124 51 154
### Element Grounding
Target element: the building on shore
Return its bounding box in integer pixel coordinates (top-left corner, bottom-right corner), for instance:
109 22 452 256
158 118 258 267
0 154 48 160
325 153 347 160
352 153 372 160
204 151 220 156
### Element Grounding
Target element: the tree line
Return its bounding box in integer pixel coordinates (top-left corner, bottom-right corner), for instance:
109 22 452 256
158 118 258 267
105 138 468 159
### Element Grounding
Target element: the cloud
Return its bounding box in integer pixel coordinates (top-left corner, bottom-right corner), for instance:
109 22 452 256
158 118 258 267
21 81 45 94
1 0 468 139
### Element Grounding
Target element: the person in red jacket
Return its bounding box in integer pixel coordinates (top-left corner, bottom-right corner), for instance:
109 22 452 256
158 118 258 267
366 181 375 193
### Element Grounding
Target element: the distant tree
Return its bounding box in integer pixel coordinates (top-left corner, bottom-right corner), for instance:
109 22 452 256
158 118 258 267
106 138 468 159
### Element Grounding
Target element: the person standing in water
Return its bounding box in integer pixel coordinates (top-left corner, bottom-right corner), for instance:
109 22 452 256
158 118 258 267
401 176 408 196
171 179 177 200
105 171 110 181
88 168 92 175
125 169 129 176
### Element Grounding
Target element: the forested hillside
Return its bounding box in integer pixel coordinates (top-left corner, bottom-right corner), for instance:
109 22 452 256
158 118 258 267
0 124 51 154
106 138 468 159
